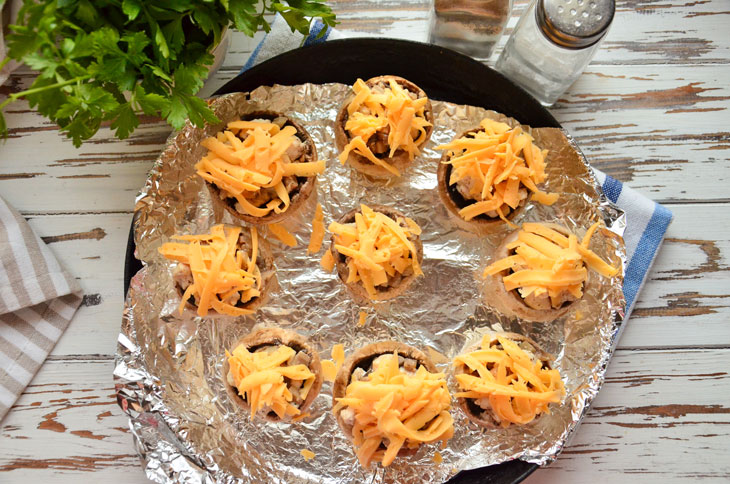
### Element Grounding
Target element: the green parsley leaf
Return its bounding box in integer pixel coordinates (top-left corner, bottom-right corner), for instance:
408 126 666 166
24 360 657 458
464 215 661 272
122 0 142 21
1 0 337 146
134 85 170 115
163 94 188 129
110 103 140 139
228 0 260 36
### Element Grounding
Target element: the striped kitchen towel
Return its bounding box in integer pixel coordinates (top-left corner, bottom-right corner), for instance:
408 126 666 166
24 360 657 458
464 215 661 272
239 17 674 319
0 196 83 421
592 171 672 318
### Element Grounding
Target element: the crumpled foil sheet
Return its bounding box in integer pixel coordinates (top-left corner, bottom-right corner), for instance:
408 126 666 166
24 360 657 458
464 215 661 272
115 83 626 484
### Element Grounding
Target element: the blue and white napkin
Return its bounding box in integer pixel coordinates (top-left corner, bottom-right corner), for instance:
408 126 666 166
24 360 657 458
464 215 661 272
239 16 673 319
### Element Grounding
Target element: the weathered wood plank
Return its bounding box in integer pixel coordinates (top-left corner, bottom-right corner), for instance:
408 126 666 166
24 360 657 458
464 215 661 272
219 0 730 66
2 349 727 482
23 213 129 356
18 202 730 358
527 348 730 483
1 65 728 212
553 65 730 202
0 358 145 482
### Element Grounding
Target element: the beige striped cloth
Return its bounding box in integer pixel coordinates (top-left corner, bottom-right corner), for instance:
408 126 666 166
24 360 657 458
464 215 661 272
0 196 82 420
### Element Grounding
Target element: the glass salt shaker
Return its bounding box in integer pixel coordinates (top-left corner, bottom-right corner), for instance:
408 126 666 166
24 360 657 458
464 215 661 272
495 0 614 105
429 0 513 60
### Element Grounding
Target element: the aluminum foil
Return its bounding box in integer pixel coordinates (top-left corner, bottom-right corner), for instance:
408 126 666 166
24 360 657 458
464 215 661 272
115 83 626 484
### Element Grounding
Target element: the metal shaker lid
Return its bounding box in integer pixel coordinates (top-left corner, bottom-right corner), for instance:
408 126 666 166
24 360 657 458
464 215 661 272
536 0 614 49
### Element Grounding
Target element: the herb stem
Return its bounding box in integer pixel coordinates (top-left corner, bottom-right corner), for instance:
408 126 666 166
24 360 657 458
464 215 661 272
0 76 90 110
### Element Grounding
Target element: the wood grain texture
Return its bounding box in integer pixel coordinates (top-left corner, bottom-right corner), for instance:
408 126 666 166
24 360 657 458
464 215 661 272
1 0 729 481
1 349 727 482
2 65 728 210
15 202 729 359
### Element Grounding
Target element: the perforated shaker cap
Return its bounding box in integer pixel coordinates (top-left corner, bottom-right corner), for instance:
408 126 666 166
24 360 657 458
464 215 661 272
536 0 615 49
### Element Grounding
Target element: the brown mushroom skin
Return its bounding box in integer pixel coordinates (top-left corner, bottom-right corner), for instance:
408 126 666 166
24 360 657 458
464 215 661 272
332 341 436 458
174 229 276 317
454 332 554 428
484 224 584 323
224 327 323 422
329 205 424 302
205 110 318 225
335 76 434 179
436 127 529 235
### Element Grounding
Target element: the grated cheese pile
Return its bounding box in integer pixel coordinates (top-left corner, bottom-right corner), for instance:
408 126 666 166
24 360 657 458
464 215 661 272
435 118 559 223
196 119 325 217
339 78 432 176
328 204 423 298
454 335 565 427
334 352 453 468
483 222 619 309
158 224 262 317
227 343 316 421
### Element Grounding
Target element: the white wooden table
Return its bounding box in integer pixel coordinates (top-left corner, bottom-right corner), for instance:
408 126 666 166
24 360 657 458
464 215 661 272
1 0 728 482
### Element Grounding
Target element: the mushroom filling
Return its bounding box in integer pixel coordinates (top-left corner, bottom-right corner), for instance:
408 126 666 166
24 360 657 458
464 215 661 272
335 212 419 292
345 80 423 162
462 341 543 422
159 225 264 317
435 119 559 223
339 353 422 430
505 246 579 311
220 117 310 215
172 233 263 309
454 335 565 428
448 157 529 220
226 342 317 420
336 350 453 466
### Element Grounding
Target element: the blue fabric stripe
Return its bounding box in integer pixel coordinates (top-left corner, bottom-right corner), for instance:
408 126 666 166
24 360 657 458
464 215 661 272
602 175 623 204
622 203 673 312
241 36 266 73
240 16 279 74
303 20 329 46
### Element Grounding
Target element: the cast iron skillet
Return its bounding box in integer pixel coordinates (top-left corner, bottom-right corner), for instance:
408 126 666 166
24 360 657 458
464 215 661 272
124 38 562 484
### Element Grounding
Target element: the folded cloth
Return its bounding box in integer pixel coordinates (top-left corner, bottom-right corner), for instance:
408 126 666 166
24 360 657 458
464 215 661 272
0 196 83 421
238 16 673 319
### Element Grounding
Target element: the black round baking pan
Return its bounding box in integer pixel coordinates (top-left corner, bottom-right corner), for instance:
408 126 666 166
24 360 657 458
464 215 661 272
124 37 560 484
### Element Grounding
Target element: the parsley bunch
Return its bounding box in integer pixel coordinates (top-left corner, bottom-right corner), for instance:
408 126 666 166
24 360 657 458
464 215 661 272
0 0 336 147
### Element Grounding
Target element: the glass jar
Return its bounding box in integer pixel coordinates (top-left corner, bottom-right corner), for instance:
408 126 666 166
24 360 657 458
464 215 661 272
429 0 513 60
495 0 614 105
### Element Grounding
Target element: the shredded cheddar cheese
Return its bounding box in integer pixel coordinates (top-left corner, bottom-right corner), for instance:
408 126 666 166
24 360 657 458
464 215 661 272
339 78 432 176
433 451 443 464
320 250 335 272
322 361 337 382
322 344 345 382
308 203 325 254
300 449 315 461
436 118 559 223
268 222 297 247
454 335 565 427
483 222 619 309
158 225 262 317
227 343 316 420
358 311 367 327
334 352 453 468
195 119 325 218
332 344 345 369
327 204 423 298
